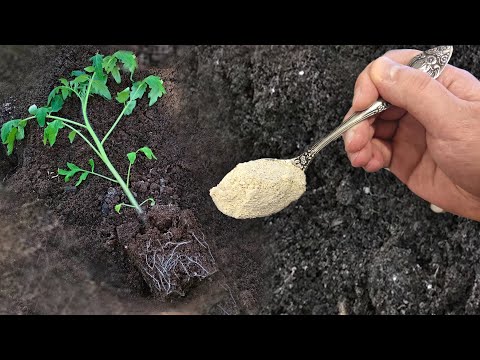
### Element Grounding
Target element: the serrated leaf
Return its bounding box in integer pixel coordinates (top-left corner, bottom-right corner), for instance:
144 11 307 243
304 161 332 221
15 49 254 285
58 163 82 182
114 204 122 214
131 81 146 101
60 78 69 86
113 51 137 79
91 79 111 100
61 87 71 100
50 95 64 112
88 158 95 172
138 146 157 160
111 66 121 84
145 76 166 106
35 107 48 127
67 162 80 170
102 56 117 72
71 70 85 77
84 66 95 73
68 130 76 143
127 152 137 165
75 171 89 187
90 53 106 82
116 87 130 104
6 127 17 155
72 74 90 84
28 104 38 115
1 119 20 143
124 100 137 116
48 88 59 105
43 120 65 146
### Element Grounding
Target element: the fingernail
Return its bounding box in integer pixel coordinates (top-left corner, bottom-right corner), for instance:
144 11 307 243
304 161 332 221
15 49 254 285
375 56 401 83
352 85 362 105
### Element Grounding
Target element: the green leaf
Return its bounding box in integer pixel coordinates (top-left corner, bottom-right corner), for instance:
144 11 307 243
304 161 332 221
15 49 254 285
90 53 106 82
6 127 17 155
15 126 25 141
72 74 90 84
137 146 157 160
43 119 65 146
91 79 111 100
84 66 95 73
114 204 122 214
1 119 20 143
111 66 121 84
131 81 146 101
68 130 76 143
71 70 85 77
127 152 137 165
116 87 130 104
102 56 117 72
67 162 80 171
60 78 69 86
88 158 95 172
145 76 166 106
113 51 137 79
61 87 71 100
35 107 48 127
58 163 82 182
28 104 38 115
124 100 137 116
50 95 64 112
75 171 89 187
48 88 59 105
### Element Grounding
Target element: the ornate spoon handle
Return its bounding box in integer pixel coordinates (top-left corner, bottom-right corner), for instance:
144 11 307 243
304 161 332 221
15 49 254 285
292 46 453 171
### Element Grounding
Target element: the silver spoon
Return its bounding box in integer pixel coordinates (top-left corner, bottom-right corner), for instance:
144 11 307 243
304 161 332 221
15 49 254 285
291 46 454 171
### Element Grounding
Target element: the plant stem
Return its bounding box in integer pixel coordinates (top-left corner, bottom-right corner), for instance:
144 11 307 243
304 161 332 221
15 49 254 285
47 115 86 128
85 170 119 183
101 84 144 145
62 123 102 158
126 162 133 188
82 74 143 216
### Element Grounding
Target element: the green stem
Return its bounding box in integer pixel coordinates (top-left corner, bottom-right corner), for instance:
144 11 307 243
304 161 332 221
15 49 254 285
101 83 144 145
81 74 143 215
57 85 81 99
62 123 102 158
126 162 133 188
85 170 118 184
47 115 86 129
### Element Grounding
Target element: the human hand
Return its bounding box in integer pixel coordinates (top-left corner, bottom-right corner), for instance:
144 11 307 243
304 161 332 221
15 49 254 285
343 49 480 222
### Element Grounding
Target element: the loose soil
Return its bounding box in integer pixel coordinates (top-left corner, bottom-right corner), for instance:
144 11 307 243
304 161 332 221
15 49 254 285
1 45 480 314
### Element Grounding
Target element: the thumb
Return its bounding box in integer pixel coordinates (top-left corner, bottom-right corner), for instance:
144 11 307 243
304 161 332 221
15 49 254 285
370 55 461 133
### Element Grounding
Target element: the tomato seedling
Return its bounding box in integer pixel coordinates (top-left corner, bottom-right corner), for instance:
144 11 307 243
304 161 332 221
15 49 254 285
1 51 166 218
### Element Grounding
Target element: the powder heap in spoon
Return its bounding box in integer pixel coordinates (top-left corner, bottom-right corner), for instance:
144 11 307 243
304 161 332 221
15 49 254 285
209 159 306 219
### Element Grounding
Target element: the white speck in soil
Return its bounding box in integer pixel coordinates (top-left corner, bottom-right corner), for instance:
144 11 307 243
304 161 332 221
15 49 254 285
298 70 305 76
215 60 219 65
270 87 275 94
363 186 371 194
427 284 433 290
392 275 397 282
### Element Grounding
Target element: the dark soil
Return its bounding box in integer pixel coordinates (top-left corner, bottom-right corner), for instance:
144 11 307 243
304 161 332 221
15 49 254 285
1 45 480 314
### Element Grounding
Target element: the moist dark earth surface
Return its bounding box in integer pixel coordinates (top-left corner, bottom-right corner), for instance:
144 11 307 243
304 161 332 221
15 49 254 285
1 45 480 314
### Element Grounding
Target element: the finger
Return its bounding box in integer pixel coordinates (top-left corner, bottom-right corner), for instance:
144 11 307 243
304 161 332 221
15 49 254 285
343 119 375 153
363 138 392 172
437 64 480 101
348 141 373 168
374 119 399 140
369 56 463 138
377 105 406 121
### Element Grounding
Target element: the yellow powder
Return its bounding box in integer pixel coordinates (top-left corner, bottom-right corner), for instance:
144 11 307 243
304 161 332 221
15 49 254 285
209 158 306 219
